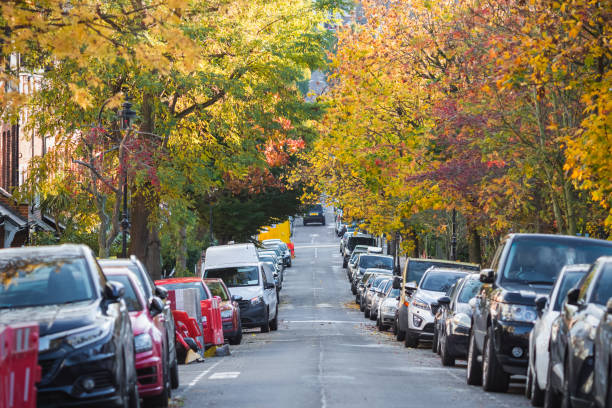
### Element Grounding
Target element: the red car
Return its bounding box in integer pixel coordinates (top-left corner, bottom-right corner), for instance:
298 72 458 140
155 277 227 346
105 268 171 407
203 278 243 344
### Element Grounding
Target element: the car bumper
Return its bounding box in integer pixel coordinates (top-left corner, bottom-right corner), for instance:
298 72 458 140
135 351 163 397
222 318 239 338
304 216 325 224
238 302 267 328
407 309 435 339
381 311 395 325
446 333 469 357
37 340 124 408
493 320 533 375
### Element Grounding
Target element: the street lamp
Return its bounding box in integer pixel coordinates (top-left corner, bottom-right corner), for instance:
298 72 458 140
119 95 136 257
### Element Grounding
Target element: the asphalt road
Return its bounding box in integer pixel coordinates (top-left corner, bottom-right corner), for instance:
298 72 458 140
172 212 532 408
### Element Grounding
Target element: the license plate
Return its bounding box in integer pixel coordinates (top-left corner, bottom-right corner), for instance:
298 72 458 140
310 212 318 216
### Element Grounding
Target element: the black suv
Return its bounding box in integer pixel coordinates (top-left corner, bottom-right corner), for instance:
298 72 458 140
467 234 612 393
303 204 325 225
0 245 139 407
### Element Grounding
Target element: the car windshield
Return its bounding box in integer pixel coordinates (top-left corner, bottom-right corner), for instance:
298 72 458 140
359 255 393 270
205 266 260 287
372 277 386 288
420 271 468 292
388 288 400 298
553 271 588 311
99 260 154 299
0 257 94 308
589 264 612 306
361 273 372 284
160 282 209 300
107 275 143 312
259 256 276 264
347 237 376 251
501 238 612 285
457 278 483 303
407 260 478 286
205 281 229 301
308 205 323 213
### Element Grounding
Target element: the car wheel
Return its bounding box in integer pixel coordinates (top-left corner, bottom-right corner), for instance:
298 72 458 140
466 332 482 386
260 308 270 333
369 311 376 321
364 307 370 318
287 259 292 267
482 330 509 392
395 316 406 341
360 299 366 312
377 316 384 331
229 321 243 345
432 328 438 353
561 359 573 408
343 259 348 268
530 364 545 407
526 363 533 399
270 306 279 331
544 358 562 408
404 332 418 348
440 334 455 366
351 285 357 295
170 354 179 389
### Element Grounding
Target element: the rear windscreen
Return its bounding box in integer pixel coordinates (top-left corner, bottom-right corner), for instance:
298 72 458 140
406 261 478 285
204 266 259 287
348 237 376 251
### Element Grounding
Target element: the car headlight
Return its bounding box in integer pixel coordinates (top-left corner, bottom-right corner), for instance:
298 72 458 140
134 333 153 353
498 303 537 322
221 309 233 319
452 313 471 328
64 321 112 350
412 298 430 310
382 305 395 314
251 296 263 305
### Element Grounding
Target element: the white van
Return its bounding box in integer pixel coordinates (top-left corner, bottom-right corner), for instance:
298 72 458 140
201 244 278 332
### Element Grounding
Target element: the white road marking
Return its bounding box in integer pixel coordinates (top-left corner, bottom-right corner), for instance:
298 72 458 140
209 371 240 380
318 337 327 408
288 320 361 324
294 244 338 249
315 248 318 258
315 303 333 308
183 359 223 392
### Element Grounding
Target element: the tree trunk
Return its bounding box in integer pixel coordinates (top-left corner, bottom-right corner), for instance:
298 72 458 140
563 179 577 236
129 92 163 279
176 225 187 275
468 228 482 265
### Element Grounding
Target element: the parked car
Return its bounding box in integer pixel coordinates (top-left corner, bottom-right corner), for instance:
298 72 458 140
258 249 285 280
0 245 139 408
433 274 482 366
546 256 612 407
261 239 292 267
105 268 171 407
377 285 401 332
357 268 392 306
403 267 469 348
394 258 479 343
467 234 612 393
351 254 393 292
99 257 179 389
303 204 325 225
593 298 612 408
258 255 283 292
202 244 278 332
203 278 243 345
342 233 376 267
339 227 357 254
363 275 391 318
526 264 589 406
370 278 392 321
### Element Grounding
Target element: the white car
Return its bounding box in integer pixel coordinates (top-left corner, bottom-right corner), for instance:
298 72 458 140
526 263 589 405
404 268 470 348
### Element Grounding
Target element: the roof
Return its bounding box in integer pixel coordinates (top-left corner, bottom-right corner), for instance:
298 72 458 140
155 277 203 285
425 267 472 274
560 264 591 273
509 233 612 245
0 202 26 228
0 244 86 258
407 257 479 268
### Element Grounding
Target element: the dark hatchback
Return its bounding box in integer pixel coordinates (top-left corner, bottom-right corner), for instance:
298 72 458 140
467 234 612 393
0 245 139 407
303 204 325 225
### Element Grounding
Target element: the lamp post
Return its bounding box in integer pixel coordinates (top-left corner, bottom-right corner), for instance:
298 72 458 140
119 95 136 257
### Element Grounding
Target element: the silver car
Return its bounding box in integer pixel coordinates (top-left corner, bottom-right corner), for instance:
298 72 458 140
378 286 400 331
370 278 392 321
363 274 392 318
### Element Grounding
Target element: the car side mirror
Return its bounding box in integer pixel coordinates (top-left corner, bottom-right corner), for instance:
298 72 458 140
265 282 275 290
437 296 451 306
150 297 164 317
468 297 479 309
104 281 125 301
231 295 243 302
479 269 494 284
607 298 612 314
431 302 439 315
404 281 417 296
396 296 400 301
392 276 401 290
155 286 168 300
535 295 548 316
566 288 580 306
